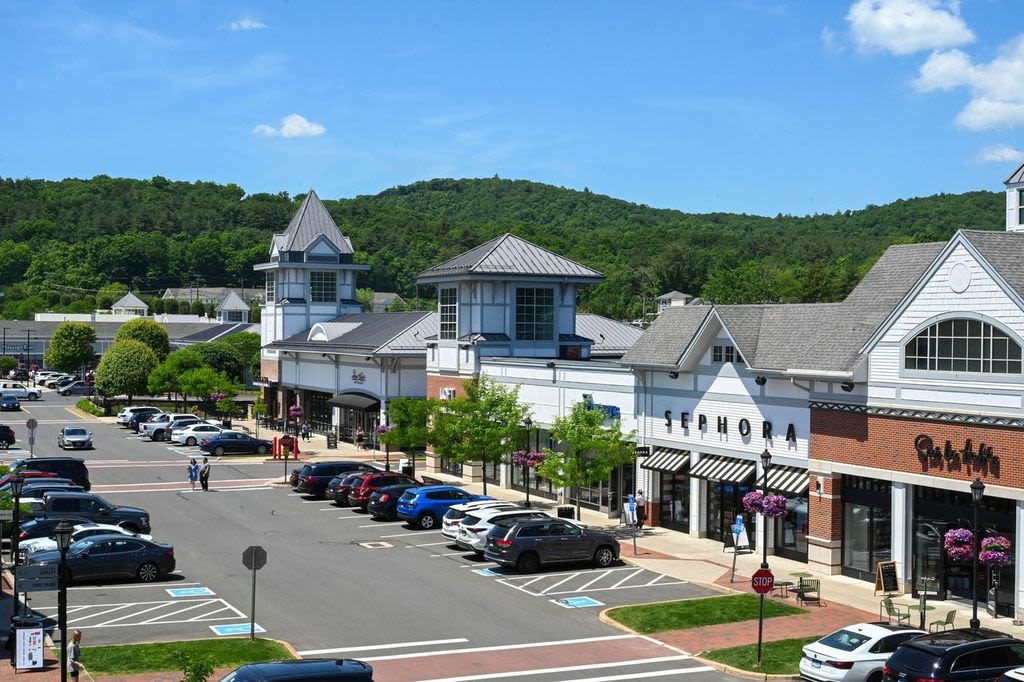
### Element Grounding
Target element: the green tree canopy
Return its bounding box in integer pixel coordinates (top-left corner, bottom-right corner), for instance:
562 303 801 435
428 377 529 494
179 367 241 411
44 322 96 373
114 318 170 361
536 400 637 520
0 356 18 376
193 342 244 381
148 349 206 406
95 339 159 402
380 397 431 450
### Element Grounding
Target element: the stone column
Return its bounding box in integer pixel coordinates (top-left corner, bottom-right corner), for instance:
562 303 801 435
807 473 842 574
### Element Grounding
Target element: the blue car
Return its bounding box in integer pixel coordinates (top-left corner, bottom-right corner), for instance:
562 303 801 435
396 485 492 530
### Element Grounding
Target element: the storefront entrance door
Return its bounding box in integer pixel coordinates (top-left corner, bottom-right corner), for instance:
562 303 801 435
707 481 754 549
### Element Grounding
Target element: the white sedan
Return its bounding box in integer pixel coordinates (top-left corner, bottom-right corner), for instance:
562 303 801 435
170 422 225 446
456 507 550 554
800 622 925 682
441 500 518 541
19 523 154 555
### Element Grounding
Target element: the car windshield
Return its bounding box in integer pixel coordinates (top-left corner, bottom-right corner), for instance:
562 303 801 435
64 428 87 436
818 629 872 652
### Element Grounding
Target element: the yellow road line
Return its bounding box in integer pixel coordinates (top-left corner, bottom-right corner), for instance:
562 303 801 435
64 406 96 421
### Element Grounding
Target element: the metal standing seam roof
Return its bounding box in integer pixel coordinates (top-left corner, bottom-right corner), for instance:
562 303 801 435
112 293 148 310
575 314 643 355
417 233 603 281
215 290 249 312
279 189 355 254
270 312 435 355
176 323 259 344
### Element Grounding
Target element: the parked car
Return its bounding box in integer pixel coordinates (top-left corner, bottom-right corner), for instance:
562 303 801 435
15 516 93 542
293 461 375 499
329 473 370 506
57 381 94 396
366 483 420 521
456 508 551 554
128 411 163 432
441 500 519 541
348 472 419 509
8 482 83 500
218 659 373 681
397 486 493 530
883 629 1024 682
33 371 60 383
43 375 73 389
170 422 224 446
57 426 93 450
200 432 273 456
484 517 620 572
0 470 57 490
0 395 20 411
145 415 203 441
27 534 174 584
800 623 926 682
24 491 149 533
0 424 14 448
117 405 162 426
0 477 75 497
0 382 41 400
10 457 91 490
20 522 153 555
11 368 29 381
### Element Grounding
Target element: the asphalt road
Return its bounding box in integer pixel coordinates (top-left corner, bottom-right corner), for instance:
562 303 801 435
3 393 741 682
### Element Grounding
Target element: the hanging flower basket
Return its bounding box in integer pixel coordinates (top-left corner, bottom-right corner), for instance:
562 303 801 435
375 424 393 435
742 491 789 518
511 450 545 468
979 535 1012 566
288 405 304 420
943 528 974 562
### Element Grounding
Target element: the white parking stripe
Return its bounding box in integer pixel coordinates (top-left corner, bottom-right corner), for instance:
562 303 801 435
413 657 693 682
69 582 200 591
381 530 441 538
360 635 642 661
411 541 450 547
576 571 615 592
139 600 215 624
298 638 469 656
548 582 684 595
609 568 644 590
538 573 581 595
67 604 134 621
645 573 666 586
429 552 469 557
553 668 713 682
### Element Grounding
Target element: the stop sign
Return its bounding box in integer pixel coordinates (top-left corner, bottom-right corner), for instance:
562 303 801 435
751 568 775 595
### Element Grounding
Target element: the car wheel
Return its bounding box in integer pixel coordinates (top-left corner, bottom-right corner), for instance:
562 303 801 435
866 673 882 682
137 562 160 583
593 546 616 568
256 445 268 455
186 437 197 446
517 552 541 574
29 394 38 401
418 513 437 530
214 446 225 456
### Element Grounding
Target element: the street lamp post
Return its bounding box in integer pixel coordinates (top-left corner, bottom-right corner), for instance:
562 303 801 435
54 520 74 682
10 471 24 610
970 477 985 629
757 449 772 666
523 417 533 509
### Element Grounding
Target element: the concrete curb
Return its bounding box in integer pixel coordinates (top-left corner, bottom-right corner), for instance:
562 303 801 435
693 656 801 682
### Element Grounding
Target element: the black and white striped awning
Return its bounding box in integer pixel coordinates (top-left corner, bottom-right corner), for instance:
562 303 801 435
688 454 756 485
765 465 809 495
640 447 690 473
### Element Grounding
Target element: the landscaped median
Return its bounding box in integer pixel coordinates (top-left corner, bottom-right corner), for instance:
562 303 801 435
605 594 814 677
70 637 293 677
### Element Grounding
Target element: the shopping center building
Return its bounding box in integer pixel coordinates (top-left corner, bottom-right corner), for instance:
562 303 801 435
258 166 1024 619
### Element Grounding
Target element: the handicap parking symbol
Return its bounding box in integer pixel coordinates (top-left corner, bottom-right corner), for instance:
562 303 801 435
552 596 605 609
210 623 265 636
472 568 498 576
166 587 215 597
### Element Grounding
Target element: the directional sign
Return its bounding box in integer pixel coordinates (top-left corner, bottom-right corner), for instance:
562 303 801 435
25 418 37 431
16 565 57 580
18 576 58 593
14 626 44 669
210 623 264 637
0 509 12 521
634 446 651 458
242 545 267 571
752 568 775 595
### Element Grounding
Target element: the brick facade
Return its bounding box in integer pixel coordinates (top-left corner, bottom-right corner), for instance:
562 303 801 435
426 373 469 401
260 358 279 382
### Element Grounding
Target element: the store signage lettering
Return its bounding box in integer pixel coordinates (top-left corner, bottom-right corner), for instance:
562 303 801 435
663 410 796 443
914 434 997 470
351 370 366 384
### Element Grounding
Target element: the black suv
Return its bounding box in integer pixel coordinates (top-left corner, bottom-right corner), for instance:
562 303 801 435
883 628 1024 682
294 461 376 499
0 424 14 448
11 457 90 491
219 658 373 681
484 518 620 573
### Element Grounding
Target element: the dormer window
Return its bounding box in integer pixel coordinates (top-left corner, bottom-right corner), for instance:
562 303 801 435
712 345 743 364
1019 189 1024 225
904 318 1022 374
310 272 337 303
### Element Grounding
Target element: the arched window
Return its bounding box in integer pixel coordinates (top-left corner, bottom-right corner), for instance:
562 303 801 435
904 319 1022 374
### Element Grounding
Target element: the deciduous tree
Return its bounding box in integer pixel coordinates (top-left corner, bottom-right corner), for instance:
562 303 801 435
148 349 206 408
95 340 158 404
114 318 170 361
44 322 96 373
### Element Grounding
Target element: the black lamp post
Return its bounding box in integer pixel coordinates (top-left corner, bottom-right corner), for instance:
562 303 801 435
54 520 74 682
970 477 985 629
523 417 533 509
10 470 24 606
756 448 772 667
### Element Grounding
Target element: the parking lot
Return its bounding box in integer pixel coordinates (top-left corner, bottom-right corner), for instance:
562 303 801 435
2 393 732 681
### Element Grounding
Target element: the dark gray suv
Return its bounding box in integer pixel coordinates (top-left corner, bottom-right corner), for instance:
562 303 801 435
484 518 619 573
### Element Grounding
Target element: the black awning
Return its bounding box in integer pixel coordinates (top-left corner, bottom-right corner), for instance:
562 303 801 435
765 465 809 495
327 393 381 411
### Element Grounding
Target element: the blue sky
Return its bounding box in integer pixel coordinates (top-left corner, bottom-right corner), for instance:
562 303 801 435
2 0 1023 216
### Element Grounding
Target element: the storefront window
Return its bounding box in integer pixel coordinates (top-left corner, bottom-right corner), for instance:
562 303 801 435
484 458 500 485
841 476 892 582
707 481 755 549
774 496 808 562
660 472 690 532
439 457 463 477
510 462 556 500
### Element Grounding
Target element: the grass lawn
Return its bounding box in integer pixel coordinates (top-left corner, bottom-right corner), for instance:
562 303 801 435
76 638 293 675
605 594 804 634
703 635 819 675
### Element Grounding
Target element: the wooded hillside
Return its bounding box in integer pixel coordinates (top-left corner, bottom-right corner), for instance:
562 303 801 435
0 175 1003 319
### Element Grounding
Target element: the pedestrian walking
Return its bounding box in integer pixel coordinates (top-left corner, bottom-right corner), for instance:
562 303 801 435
635 489 647 529
68 629 83 679
301 421 311 441
199 457 211 492
187 458 199 491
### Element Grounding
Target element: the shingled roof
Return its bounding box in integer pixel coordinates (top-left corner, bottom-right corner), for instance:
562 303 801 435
620 305 712 367
417 233 603 283
961 230 1024 299
269 312 436 357
215 290 249 312
277 189 354 254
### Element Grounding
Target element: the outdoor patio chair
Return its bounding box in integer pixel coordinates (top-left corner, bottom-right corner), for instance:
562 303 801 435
795 578 822 607
880 596 911 625
929 609 956 632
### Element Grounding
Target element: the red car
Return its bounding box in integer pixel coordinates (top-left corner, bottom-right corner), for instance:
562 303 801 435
347 472 419 510
0 470 57 488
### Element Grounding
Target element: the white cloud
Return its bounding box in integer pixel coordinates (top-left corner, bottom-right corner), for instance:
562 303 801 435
846 0 974 55
252 114 326 138
976 145 1024 164
915 35 1024 130
229 16 267 31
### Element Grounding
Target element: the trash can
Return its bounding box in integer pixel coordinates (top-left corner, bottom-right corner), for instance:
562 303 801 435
399 458 414 477
557 506 576 519
222 418 232 429
7 615 43 663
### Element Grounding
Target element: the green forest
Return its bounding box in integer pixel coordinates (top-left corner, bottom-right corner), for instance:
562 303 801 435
0 175 1004 320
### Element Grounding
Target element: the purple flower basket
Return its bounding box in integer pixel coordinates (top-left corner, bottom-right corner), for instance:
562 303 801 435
742 491 788 518
511 450 545 468
980 535 1012 566
375 424 393 434
943 528 974 563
